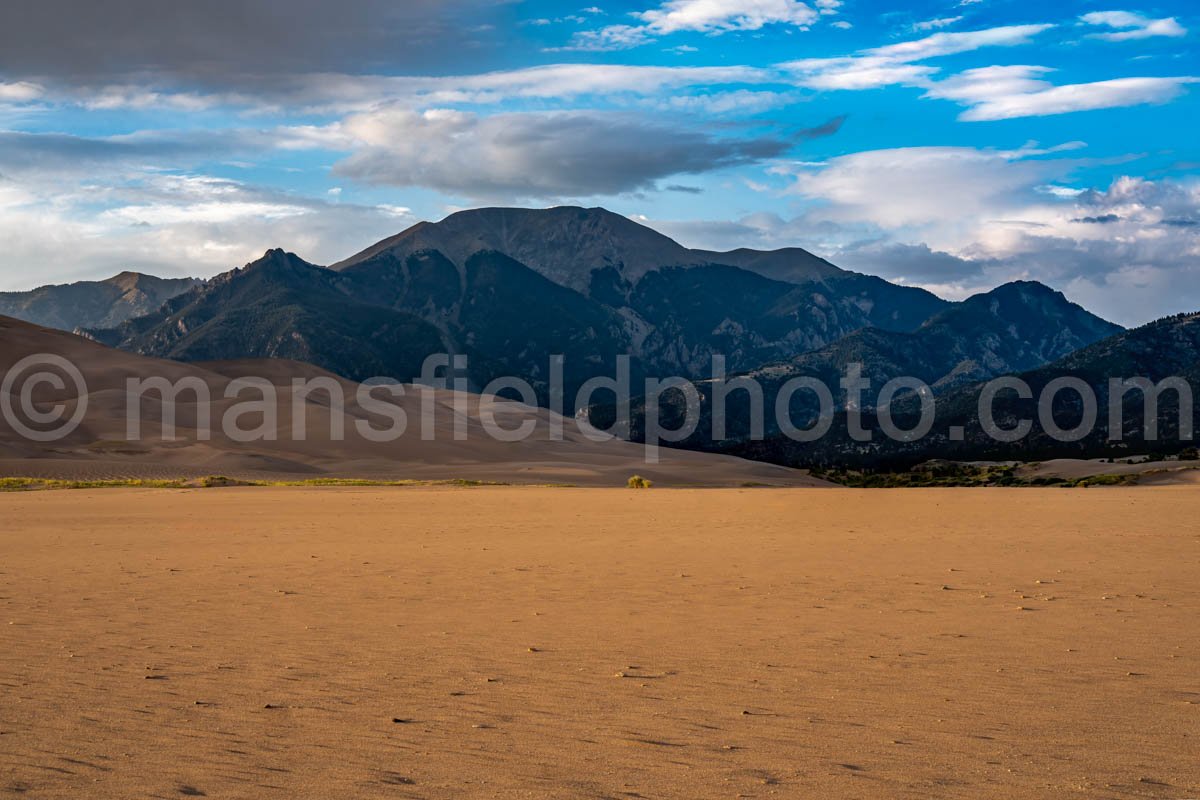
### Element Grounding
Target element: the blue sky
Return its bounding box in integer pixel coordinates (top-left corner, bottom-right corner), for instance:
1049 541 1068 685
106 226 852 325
0 0 1196 325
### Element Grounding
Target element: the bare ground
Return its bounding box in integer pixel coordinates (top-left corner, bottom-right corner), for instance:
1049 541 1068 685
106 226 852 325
1 487 1198 799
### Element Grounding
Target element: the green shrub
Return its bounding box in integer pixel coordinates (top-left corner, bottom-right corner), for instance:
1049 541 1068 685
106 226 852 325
1074 474 1134 488
627 475 653 489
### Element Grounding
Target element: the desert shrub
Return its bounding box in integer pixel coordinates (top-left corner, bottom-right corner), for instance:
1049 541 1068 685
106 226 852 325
627 475 653 489
0 477 186 491
1074 474 1134 488
1179 447 1199 461
196 475 262 488
1030 476 1066 486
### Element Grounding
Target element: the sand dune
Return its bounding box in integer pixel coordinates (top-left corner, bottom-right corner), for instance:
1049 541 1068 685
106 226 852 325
0 315 820 487
1 486 1198 798
1018 457 1200 485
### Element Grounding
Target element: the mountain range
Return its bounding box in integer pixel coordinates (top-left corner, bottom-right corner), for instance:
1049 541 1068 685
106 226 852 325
719 311 1200 469
0 272 200 331
7 204 1191 469
587 280 1123 444
86 249 448 388
82 207 951 404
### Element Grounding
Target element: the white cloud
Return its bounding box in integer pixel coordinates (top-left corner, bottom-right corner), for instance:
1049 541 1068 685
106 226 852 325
783 24 1054 90
654 166 1200 325
788 59 936 90
1081 11 1187 41
653 89 800 114
80 86 218 111
0 170 419 290
868 24 1054 61
1038 185 1087 198
780 143 1082 230
457 64 769 98
952 74 1199 121
757 146 1200 324
911 16 962 33
102 200 308 226
638 0 819 33
562 0 824 51
560 25 651 51
0 179 37 210
781 25 1197 120
923 65 1053 104
0 81 44 102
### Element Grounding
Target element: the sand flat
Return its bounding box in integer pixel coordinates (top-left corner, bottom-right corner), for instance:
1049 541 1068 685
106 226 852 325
1 487 1198 799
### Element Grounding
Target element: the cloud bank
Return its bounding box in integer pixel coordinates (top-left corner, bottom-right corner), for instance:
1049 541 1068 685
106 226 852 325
331 109 790 199
654 146 1200 326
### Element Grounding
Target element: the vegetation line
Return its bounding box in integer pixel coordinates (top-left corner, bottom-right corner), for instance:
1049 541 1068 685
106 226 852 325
812 463 1145 488
0 476 513 492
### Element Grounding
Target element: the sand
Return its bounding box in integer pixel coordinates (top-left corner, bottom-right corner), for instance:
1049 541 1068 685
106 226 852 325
2 486 1198 799
1 315 820 488
1019 458 1200 486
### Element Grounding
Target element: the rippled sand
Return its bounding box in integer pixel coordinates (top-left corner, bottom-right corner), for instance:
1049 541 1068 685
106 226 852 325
2 487 1198 798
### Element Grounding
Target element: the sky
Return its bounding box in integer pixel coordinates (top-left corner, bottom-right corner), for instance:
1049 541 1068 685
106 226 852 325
0 0 1196 326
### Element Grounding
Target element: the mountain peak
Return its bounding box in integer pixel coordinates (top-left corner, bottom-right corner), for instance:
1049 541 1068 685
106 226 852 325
961 280 1121 331
2 271 200 332
242 249 314 272
331 204 842 292
442 204 650 228
100 271 204 300
102 270 167 293
908 279 1123 377
259 247 300 262
980 279 1063 300
331 205 694 292
102 269 143 285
